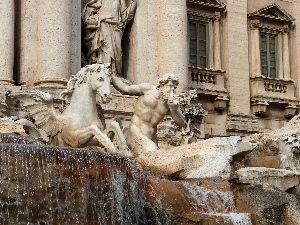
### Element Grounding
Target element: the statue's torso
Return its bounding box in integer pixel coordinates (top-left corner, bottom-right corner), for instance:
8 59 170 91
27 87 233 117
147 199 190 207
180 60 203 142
99 0 121 21
133 93 169 129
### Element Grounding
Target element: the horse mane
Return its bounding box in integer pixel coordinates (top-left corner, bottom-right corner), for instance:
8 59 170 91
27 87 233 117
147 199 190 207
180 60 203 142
60 63 111 105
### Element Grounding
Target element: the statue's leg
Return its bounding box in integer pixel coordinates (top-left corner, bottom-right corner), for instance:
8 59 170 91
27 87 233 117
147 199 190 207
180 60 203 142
127 125 158 154
105 120 128 151
63 125 117 153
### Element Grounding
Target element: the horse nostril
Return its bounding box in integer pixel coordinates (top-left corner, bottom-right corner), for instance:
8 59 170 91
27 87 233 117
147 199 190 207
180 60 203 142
103 94 108 98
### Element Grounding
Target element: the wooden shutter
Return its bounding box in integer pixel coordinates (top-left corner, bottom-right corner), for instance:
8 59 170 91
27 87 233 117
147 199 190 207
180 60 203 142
189 21 209 68
260 33 278 78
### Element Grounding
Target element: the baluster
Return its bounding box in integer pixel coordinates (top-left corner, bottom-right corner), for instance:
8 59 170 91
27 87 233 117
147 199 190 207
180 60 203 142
275 83 281 92
264 81 268 91
282 84 287 93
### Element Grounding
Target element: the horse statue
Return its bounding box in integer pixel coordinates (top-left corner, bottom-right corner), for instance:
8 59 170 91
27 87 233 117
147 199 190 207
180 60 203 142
8 64 127 154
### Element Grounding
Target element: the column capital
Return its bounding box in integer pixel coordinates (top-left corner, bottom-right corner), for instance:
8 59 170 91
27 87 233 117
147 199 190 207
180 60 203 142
213 15 221 22
250 21 260 30
283 25 290 33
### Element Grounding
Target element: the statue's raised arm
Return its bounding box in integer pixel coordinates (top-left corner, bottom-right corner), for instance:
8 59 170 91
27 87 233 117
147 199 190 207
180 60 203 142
111 75 152 96
112 74 186 155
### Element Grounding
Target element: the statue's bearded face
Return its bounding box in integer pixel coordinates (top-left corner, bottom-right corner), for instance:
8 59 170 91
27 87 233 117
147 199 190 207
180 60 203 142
160 79 178 100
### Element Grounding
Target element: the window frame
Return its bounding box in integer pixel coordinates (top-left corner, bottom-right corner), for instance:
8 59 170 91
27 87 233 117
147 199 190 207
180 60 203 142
189 20 210 69
260 33 278 79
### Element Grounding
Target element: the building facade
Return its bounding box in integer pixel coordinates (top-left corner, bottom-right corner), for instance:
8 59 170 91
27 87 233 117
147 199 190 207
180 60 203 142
1 0 300 138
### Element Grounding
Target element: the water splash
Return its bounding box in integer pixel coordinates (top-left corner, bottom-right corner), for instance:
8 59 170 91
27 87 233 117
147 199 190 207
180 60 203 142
182 182 236 214
230 213 252 225
0 136 152 224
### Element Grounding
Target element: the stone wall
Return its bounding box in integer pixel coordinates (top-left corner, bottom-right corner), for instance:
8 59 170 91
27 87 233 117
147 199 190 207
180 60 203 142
1 0 300 138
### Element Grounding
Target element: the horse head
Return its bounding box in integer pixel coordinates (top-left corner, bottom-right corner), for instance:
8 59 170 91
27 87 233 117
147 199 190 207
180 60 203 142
89 63 112 103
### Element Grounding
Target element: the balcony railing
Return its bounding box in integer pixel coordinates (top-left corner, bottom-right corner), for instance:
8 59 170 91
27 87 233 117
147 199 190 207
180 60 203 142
250 76 295 101
188 66 227 96
191 69 215 84
250 76 298 117
264 81 287 93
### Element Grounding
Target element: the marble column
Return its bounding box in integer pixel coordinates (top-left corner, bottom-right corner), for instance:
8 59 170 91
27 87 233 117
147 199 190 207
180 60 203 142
282 28 291 80
213 14 221 70
17 0 38 87
35 0 81 88
250 22 261 78
0 0 15 85
277 33 283 79
125 0 160 84
157 0 188 91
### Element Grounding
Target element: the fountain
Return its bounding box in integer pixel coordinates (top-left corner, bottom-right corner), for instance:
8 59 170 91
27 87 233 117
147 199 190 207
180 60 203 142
1 92 300 224
0 1 300 224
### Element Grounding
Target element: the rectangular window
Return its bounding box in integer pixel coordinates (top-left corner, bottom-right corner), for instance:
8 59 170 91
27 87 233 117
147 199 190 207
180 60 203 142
189 21 209 68
260 33 278 78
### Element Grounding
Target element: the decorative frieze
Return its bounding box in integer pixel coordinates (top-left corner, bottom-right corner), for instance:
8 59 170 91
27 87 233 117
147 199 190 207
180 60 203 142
248 3 294 25
186 0 226 11
187 10 214 22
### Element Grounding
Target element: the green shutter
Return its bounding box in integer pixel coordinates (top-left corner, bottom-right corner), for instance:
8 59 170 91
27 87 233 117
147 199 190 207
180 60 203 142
260 33 278 78
198 23 207 68
189 20 209 68
189 22 197 67
260 34 268 76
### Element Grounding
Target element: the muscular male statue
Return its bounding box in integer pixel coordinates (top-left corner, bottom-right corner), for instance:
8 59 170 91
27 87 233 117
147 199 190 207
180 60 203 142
112 74 186 154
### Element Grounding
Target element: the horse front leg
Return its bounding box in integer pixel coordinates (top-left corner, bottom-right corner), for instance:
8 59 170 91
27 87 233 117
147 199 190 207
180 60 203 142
105 120 128 151
64 125 117 154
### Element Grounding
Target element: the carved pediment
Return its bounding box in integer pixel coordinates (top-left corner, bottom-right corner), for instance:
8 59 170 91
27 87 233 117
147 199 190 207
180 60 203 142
248 4 294 24
187 0 226 11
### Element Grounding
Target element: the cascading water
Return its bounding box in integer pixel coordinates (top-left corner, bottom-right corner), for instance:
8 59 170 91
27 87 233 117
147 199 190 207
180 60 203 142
0 134 256 225
182 182 252 225
0 134 170 225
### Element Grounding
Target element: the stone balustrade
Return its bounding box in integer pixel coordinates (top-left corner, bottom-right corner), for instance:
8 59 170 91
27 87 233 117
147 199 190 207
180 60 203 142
250 76 299 117
250 76 296 101
190 68 216 84
264 81 287 93
188 66 227 96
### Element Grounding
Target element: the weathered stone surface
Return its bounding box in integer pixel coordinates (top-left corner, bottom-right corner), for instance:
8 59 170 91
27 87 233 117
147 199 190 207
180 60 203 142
137 136 255 178
0 118 27 136
233 184 300 225
231 167 300 191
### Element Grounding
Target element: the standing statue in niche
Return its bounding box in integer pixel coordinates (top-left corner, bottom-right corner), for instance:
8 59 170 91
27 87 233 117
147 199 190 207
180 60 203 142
112 74 186 154
82 0 136 75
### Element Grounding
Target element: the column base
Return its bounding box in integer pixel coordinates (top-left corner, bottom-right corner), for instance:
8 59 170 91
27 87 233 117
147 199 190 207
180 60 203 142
0 79 14 86
34 78 68 88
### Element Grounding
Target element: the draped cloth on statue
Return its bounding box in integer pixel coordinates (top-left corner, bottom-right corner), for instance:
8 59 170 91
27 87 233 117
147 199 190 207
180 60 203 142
82 0 136 75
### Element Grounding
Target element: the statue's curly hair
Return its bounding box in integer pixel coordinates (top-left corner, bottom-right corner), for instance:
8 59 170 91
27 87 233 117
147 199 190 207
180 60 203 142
156 74 179 90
